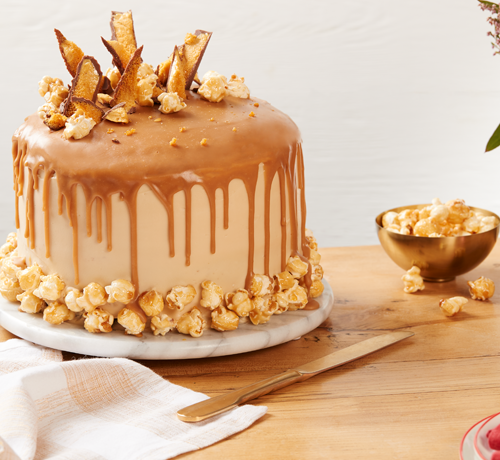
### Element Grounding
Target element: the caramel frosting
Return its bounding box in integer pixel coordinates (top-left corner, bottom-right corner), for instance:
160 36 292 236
12 91 310 298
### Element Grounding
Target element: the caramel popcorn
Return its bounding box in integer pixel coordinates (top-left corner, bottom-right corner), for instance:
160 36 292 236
309 248 321 266
226 74 250 99
105 279 135 304
150 313 176 336
286 255 308 279
43 301 75 325
249 296 275 325
64 288 84 312
136 63 158 107
38 76 68 108
480 216 498 232
138 289 164 316
157 92 186 114
309 279 324 298
382 211 398 228
38 102 58 120
198 72 227 103
18 263 44 292
200 281 224 309
467 276 495 301
165 283 197 311
439 296 467 317
274 271 295 291
105 67 121 90
430 204 449 223
176 308 206 337
1 256 25 280
305 228 318 251
117 308 145 336
17 291 45 314
402 266 425 293
0 233 17 260
106 107 129 123
33 273 65 301
285 282 309 311
0 277 23 302
98 93 113 105
63 109 96 140
211 305 239 331
311 264 324 282
413 218 439 237
76 282 107 312
446 199 471 224
226 289 254 317
249 274 273 297
84 308 114 333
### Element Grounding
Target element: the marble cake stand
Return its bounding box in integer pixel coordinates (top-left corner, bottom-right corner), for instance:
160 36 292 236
0 280 333 359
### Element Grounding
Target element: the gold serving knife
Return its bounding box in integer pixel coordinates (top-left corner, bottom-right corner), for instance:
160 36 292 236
177 330 414 422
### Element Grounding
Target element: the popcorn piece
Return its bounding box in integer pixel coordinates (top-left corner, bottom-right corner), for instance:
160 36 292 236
111 46 143 114
413 218 439 237
286 283 309 311
105 279 135 304
0 277 23 302
198 74 226 103
311 264 324 281
38 76 68 107
309 279 324 298
305 228 318 251
286 255 308 279
17 291 45 314
445 199 471 224
463 216 481 234
249 296 274 325
33 273 65 301
166 285 196 311
226 289 254 317
105 67 121 90
401 266 425 293
18 263 44 292
136 290 164 316
157 92 187 114
84 307 114 333
249 274 273 297
274 271 295 291
273 291 289 314
430 205 449 223
54 29 85 77
167 46 186 99
211 305 239 331
105 106 129 123
43 301 75 325
480 216 498 233
76 282 107 312
467 276 495 301
382 211 398 228
176 308 206 338
63 57 103 117
63 109 97 140
199 281 224 310
117 308 145 336
0 235 17 260
44 111 67 131
226 74 250 99
65 288 84 312
98 93 113 105
150 313 176 336
170 138 177 146
200 138 208 146
137 63 158 107
439 296 467 317
1 256 26 280
309 248 321 266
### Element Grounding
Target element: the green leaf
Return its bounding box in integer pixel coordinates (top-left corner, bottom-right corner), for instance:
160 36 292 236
479 0 499 8
485 121 500 152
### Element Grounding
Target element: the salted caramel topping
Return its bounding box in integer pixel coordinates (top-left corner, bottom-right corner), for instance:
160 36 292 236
254 103 259 107
125 128 136 136
170 138 177 146
107 129 114 134
179 127 186 132
249 111 255 118
200 138 208 146
13 92 305 296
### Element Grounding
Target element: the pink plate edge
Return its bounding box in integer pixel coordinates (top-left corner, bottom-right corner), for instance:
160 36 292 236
472 412 500 460
461 414 497 460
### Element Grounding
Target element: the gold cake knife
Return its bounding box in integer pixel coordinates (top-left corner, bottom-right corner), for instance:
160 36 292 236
177 330 414 422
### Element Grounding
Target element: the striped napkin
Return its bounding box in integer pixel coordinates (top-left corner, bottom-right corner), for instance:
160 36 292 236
0 339 267 460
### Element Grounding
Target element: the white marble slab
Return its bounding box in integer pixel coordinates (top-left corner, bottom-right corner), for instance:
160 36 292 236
0 280 333 359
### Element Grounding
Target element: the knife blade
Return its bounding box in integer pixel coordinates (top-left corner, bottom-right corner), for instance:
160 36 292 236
177 330 414 422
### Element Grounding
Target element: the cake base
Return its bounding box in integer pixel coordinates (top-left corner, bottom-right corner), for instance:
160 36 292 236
0 280 333 359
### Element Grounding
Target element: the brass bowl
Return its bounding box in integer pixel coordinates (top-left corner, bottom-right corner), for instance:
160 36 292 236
375 204 500 282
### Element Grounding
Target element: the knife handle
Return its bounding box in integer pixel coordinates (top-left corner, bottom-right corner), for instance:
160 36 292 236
177 369 303 422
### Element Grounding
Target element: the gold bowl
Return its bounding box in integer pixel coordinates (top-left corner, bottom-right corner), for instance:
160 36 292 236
375 204 500 282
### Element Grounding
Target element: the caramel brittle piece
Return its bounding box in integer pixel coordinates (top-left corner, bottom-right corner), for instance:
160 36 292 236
63 56 103 117
54 29 85 77
101 38 131 75
166 46 186 99
156 55 172 87
110 46 143 113
110 10 137 51
71 97 104 124
43 112 67 130
182 30 212 90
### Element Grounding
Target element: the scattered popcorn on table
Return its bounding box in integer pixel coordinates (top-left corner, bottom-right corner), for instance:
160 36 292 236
381 198 498 237
439 296 468 317
467 276 495 300
402 266 425 293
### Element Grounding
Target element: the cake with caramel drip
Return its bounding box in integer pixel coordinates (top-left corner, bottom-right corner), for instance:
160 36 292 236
1 11 325 338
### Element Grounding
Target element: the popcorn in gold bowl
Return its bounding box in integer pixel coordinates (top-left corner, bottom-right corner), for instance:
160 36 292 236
375 199 499 282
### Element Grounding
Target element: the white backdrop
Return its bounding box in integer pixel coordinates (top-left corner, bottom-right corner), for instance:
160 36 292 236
1 0 500 247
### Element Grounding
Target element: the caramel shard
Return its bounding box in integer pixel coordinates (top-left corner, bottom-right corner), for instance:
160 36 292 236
71 97 104 124
110 46 143 113
182 30 212 90
101 37 133 75
54 29 85 77
166 46 186 99
63 56 103 117
110 11 137 51
157 56 172 88
44 112 67 130
103 101 127 123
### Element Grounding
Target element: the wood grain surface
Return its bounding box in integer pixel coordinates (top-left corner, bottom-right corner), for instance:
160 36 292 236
4 243 500 458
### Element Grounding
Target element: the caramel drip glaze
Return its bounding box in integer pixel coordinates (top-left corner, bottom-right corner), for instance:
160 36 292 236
12 92 307 297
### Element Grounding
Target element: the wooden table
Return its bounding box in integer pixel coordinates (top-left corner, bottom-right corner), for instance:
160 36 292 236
2 244 500 459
